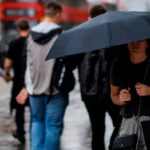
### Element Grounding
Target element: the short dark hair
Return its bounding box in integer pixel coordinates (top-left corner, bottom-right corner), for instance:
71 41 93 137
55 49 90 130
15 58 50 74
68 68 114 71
45 1 62 17
90 5 106 18
17 19 30 31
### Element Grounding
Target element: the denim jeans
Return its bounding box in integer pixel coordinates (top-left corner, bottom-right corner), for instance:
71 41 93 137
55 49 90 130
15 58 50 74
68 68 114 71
29 93 68 150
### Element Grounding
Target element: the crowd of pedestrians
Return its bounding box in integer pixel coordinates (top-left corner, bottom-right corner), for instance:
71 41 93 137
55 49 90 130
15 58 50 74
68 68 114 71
1 1 150 150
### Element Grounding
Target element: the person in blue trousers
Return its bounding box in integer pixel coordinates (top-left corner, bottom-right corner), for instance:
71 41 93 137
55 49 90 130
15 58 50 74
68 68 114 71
16 2 75 150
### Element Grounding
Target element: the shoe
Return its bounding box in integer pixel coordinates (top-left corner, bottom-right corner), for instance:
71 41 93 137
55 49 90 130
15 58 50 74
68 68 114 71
12 130 26 144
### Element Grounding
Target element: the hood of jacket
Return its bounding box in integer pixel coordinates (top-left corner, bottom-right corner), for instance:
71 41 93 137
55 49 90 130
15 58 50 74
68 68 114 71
30 22 62 45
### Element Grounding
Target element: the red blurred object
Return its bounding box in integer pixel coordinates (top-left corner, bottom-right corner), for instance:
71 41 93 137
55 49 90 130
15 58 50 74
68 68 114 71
62 4 88 23
0 2 44 21
0 2 89 23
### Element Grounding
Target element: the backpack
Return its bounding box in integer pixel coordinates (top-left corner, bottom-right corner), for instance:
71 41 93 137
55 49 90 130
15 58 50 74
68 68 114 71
51 57 75 94
79 50 107 98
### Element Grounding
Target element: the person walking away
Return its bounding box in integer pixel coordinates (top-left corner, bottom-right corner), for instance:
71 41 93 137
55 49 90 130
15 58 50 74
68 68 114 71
77 5 122 150
16 2 75 150
3 19 30 144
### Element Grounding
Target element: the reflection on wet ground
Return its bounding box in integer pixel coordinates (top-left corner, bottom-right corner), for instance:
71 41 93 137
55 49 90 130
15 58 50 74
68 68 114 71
0 78 30 150
0 107 30 150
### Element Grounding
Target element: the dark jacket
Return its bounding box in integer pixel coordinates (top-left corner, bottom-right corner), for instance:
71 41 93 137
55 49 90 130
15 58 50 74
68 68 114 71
7 37 28 111
77 49 106 100
78 48 118 101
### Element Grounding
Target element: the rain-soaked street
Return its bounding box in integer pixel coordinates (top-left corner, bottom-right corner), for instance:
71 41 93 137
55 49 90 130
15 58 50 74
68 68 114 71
0 72 113 150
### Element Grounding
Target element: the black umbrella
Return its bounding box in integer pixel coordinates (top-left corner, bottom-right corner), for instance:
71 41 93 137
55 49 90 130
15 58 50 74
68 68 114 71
46 11 150 59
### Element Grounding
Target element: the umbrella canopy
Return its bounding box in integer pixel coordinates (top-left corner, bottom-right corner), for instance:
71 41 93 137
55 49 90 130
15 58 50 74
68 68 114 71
46 11 150 59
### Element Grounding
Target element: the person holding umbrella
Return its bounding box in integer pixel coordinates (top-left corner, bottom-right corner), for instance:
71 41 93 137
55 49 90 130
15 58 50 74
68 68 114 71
111 39 150 149
77 5 122 150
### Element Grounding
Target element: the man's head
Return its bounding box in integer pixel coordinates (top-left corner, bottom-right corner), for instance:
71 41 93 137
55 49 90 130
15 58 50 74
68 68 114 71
45 1 62 23
17 19 30 37
89 5 106 18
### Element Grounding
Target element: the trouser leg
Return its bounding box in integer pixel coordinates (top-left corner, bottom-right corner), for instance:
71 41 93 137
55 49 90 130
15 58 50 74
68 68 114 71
84 99 106 150
107 97 122 150
44 94 68 150
15 105 25 137
29 95 45 150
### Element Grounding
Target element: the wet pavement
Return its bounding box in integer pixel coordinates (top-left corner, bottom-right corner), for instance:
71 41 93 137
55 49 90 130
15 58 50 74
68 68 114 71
0 74 113 150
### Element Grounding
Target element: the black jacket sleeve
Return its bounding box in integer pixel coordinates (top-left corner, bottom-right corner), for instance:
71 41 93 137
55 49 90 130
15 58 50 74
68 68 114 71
20 39 27 88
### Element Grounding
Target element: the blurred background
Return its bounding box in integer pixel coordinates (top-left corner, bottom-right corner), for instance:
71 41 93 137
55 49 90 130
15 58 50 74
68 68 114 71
1 0 150 61
0 0 150 150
